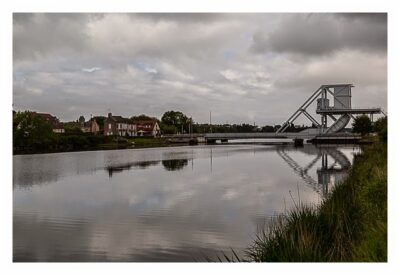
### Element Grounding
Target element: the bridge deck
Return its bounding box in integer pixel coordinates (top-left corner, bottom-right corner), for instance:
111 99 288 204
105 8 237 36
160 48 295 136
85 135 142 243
316 107 381 114
204 132 361 140
164 132 361 141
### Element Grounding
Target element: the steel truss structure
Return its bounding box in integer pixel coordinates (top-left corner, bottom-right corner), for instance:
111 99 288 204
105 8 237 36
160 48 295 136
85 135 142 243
276 84 383 134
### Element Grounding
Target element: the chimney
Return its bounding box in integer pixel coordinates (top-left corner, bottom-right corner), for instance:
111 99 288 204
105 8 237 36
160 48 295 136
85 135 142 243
108 112 112 118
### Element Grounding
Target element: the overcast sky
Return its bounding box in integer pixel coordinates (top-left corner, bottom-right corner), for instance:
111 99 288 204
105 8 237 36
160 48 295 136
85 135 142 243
13 13 387 125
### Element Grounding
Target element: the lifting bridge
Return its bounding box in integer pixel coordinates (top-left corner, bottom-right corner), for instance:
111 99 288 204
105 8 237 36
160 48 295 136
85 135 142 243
202 84 383 144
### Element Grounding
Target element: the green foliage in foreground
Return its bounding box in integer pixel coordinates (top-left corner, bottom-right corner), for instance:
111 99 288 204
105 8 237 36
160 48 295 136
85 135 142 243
13 111 56 152
374 116 387 142
246 142 387 262
352 115 373 136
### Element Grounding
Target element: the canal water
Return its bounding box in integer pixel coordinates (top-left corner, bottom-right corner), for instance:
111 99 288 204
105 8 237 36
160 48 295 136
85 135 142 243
13 144 359 262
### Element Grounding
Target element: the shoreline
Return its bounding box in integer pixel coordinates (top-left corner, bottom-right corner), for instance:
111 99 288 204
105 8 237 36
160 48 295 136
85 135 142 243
245 140 387 262
12 138 295 155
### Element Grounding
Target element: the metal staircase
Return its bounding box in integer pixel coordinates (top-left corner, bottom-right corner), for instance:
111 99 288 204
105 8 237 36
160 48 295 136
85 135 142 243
325 114 350 134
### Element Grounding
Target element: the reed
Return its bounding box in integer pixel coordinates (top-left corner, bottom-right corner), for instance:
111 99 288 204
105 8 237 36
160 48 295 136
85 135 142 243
244 141 387 262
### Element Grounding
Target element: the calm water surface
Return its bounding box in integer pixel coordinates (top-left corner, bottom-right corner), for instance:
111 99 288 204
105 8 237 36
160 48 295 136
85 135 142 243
13 144 359 261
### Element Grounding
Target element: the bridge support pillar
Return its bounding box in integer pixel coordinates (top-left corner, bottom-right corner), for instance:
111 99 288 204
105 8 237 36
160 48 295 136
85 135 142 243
206 139 216 144
189 138 198 145
294 138 304 147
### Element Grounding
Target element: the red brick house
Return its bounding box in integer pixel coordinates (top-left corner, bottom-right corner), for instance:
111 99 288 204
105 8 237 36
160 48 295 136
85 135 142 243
135 121 161 136
34 112 65 133
104 113 136 136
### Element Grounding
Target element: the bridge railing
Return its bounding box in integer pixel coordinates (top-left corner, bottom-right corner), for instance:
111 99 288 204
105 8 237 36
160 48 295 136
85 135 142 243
162 131 362 140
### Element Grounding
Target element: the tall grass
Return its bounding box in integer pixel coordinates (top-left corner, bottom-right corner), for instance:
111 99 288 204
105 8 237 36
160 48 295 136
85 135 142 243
246 142 387 262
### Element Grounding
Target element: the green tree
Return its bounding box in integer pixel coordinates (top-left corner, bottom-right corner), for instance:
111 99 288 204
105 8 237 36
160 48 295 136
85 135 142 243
131 114 158 122
352 115 373 136
63 121 82 134
160 124 178 134
161 111 190 134
374 116 387 142
78 115 85 124
13 111 55 152
261 125 275 132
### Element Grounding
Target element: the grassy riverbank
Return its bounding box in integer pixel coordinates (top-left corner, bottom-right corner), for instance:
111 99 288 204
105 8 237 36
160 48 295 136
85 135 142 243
247 141 387 262
13 135 172 155
126 137 169 147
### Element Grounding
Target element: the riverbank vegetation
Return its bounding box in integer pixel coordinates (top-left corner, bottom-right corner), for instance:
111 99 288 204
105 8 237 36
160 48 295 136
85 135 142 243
246 139 387 262
13 110 310 154
126 137 169 147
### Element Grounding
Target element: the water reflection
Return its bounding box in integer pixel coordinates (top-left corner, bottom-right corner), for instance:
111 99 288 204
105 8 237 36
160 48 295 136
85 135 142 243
13 144 359 262
106 161 161 177
106 158 191 176
277 146 352 197
162 159 189 171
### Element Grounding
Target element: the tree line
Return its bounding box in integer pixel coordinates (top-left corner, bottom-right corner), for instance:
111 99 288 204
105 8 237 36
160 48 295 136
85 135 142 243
159 110 310 134
13 111 115 154
13 110 387 154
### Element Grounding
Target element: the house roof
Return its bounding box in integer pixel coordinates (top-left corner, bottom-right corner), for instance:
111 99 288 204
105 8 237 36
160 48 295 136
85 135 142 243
53 122 64 129
134 120 158 126
35 112 55 119
82 121 91 128
136 121 159 131
33 112 63 128
109 116 130 123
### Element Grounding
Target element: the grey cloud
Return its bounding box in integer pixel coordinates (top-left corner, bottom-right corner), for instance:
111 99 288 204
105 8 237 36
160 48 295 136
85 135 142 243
81 67 102 73
337 13 387 23
251 13 387 56
131 13 224 23
13 13 387 125
13 13 249 63
13 13 92 61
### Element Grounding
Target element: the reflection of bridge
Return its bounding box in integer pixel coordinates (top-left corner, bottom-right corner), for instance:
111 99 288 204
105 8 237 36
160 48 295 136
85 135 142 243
276 145 352 197
169 84 383 145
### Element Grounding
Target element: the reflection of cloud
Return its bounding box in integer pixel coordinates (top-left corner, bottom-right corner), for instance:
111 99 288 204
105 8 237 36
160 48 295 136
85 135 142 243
221 189 238 200
14 213 98 262
13 145 276 189
13 145 359 261
13 154 61 189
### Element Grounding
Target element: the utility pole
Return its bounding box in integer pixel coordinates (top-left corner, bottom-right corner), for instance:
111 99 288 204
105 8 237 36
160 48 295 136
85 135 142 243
190 117 192 137
209 111 212 133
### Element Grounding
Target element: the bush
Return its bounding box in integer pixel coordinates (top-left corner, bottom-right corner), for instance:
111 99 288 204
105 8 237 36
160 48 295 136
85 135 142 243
352 115 373 136
374 116 387 142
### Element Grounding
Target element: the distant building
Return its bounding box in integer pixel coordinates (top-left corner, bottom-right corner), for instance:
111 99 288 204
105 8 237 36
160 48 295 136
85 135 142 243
52 125 65 134
135 121 161 136
34 112 65 133
90 119 100 134
80 121 91 133
80 117 100 134
104 113 136 136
